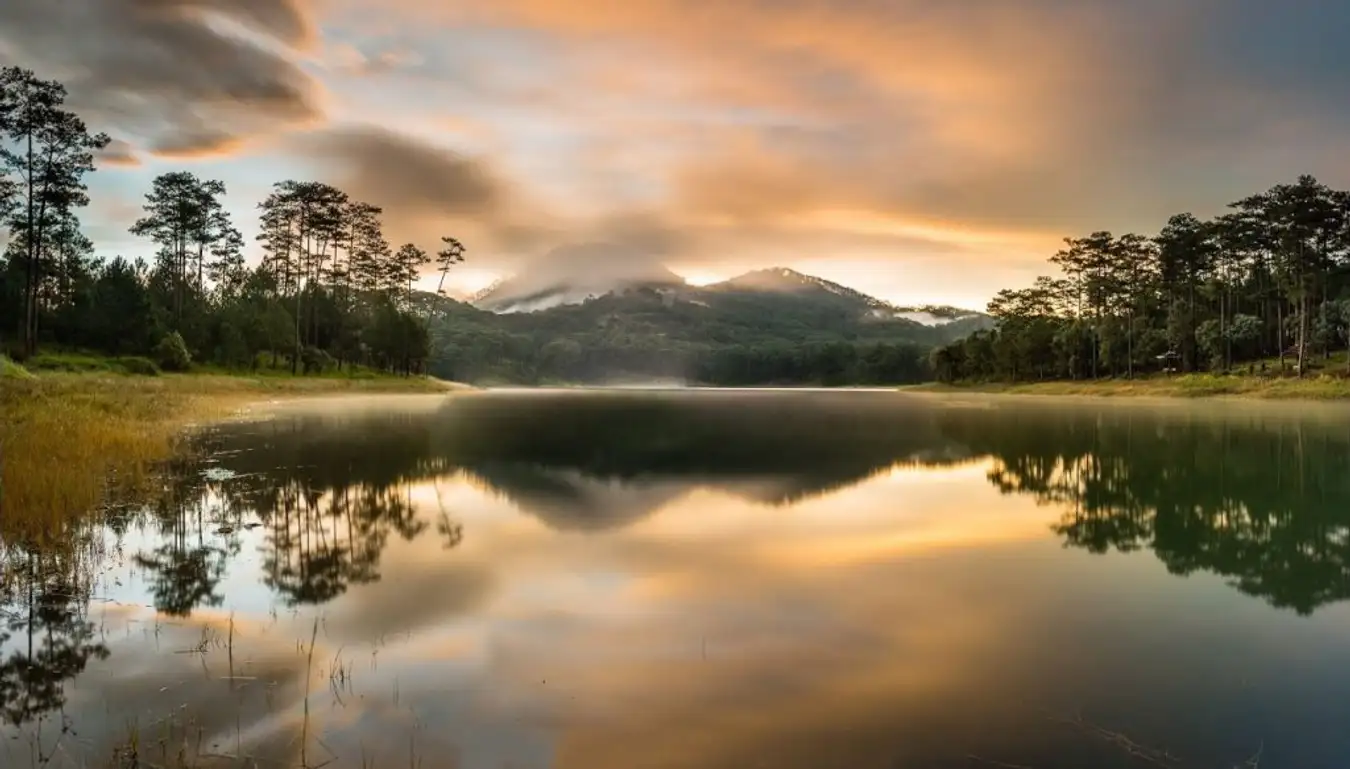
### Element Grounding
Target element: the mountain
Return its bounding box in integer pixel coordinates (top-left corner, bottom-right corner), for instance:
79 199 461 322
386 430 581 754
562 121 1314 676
472 264 991 329
712 267 893 311
706 269 993 333
425 264 992 385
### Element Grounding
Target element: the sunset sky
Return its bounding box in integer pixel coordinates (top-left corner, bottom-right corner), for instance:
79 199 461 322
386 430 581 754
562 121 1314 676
3 0 1349 308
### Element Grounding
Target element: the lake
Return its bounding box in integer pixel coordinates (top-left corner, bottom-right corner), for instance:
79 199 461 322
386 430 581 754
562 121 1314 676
3 389 1350 768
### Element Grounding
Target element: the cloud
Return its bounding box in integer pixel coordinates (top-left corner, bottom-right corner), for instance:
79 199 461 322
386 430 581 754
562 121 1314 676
95 138 141 167
0 0 323 157
24 0 1350 304
368 0 1350 240
298 125 550 255
152 129 249 159
307 126 501 214
324 42 426 77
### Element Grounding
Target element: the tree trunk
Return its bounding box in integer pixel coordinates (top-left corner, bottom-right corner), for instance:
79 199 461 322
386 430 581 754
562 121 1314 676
1296 292 1307 378
1322 275 1330 361
1224 287 1233 371
1278 301 1286 373
1220 287 1231 372
1127 310 1134 379
22 127 36 358
292 229 306 375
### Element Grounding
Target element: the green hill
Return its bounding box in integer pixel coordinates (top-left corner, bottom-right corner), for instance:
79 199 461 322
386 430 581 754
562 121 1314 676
421 268 991 385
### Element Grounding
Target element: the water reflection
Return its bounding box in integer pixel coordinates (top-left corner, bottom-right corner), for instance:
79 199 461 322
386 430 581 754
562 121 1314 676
0 548 109 729
3 391 1350 767
945 401 1350 615
195 391 974 536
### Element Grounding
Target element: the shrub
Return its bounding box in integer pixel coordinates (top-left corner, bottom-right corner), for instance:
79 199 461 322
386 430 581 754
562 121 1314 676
26 353 113 373
154 332 192 372
114 356 160 376
301 345 337 374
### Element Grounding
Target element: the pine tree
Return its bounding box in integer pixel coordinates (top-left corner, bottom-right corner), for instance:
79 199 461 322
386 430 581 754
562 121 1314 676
391 243 428 301
0 66 109 356
435 236 466 296
346 202 389 296
129 172 221 325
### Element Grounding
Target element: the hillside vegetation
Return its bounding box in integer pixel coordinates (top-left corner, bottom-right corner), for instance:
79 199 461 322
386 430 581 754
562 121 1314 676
423 268 991 385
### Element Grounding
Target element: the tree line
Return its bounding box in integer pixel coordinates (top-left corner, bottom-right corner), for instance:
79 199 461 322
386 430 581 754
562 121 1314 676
933 175 1350 382
0 66 464 375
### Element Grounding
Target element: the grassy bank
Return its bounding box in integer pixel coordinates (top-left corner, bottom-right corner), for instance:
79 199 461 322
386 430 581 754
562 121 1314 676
904 373 1350 400
0 356 467 543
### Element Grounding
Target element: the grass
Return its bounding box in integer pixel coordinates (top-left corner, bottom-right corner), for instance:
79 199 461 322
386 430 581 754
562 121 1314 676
906 371 1350 400
0 354 34 379
0 359 468 545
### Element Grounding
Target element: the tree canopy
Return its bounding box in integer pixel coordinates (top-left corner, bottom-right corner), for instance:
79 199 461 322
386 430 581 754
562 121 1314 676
934 175 1350 383
0 67 449 376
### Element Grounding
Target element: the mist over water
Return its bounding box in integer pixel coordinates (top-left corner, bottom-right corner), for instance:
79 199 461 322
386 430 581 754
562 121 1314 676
4 391 1350 768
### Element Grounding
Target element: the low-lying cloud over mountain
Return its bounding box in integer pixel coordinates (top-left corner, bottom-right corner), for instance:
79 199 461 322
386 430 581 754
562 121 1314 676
472 263 984 326
472 243 685 313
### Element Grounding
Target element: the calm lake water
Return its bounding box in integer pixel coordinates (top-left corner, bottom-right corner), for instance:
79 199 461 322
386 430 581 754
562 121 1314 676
4 390 1350 768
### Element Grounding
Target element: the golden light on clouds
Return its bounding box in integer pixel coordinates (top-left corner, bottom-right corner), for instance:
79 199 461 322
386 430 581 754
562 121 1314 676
18 0 1350 305
778 209 1063 251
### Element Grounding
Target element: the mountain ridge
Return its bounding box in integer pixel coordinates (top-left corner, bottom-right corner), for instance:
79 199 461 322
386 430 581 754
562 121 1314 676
471 264 986 325
422 264 993 385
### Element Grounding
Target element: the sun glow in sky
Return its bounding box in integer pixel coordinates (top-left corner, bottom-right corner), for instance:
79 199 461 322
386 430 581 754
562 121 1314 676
6 0 1350 307
676 271 725 288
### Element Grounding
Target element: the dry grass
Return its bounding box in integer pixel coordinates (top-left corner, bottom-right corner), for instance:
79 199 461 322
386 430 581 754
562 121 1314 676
0 369 466 545
904 373 1350 401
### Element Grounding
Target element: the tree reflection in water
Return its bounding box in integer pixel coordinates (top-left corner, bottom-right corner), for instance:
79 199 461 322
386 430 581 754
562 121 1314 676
6 392 1350 741
944 403 1350 615
128 395 1350 617
0 547 109 730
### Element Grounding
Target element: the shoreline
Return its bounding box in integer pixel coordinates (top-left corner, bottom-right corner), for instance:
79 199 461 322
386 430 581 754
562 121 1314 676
0 370 472 542
900 373 1350 401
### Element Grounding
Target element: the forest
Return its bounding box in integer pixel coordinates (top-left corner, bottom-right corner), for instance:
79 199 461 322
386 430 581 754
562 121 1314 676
933 175 1350 383
0 66 454 376
419 286 937 386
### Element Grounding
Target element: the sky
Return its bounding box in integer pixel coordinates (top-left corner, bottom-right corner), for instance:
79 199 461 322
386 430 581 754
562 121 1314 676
4 0 1350 309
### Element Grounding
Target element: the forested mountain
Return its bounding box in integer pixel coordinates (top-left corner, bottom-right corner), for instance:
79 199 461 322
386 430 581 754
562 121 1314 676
424 270 990 385
935 175 1350 383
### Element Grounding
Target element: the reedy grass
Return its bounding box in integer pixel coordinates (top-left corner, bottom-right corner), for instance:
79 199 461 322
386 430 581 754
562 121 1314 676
905 372 1350 400
0 369 465 545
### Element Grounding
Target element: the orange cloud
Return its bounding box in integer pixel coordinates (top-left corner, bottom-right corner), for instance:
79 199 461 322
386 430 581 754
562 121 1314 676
66 0 1350 305
315 1 1160 251
342 0 1350 242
